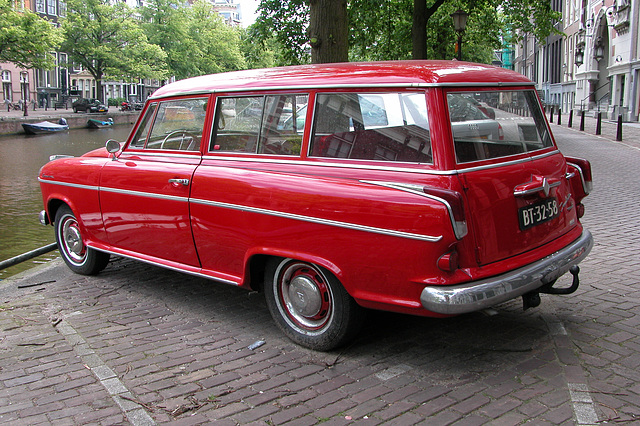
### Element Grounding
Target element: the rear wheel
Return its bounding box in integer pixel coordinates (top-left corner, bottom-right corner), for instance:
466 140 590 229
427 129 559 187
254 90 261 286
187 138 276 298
264 258 364 351
54 205 110 275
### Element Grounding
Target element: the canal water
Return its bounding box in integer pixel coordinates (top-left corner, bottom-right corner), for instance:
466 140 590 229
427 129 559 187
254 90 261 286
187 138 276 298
0 125 132 280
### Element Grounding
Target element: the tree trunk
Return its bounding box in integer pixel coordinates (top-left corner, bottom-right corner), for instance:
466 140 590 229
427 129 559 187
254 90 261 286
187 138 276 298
411 0 447 60
308 0 348 64
412 0 427 59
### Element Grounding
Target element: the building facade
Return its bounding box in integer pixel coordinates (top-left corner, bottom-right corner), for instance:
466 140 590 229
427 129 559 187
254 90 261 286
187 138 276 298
513 0 639 121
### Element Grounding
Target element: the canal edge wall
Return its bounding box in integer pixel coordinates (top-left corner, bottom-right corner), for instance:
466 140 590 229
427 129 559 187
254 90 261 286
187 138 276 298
0 111 140 136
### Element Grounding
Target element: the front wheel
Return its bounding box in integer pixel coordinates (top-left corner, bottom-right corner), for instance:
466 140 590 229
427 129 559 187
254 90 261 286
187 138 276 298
264 258 365 351
54 205 110 275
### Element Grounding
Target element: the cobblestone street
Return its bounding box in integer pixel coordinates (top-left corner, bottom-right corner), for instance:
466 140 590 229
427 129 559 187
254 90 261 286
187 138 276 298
1 121 640 425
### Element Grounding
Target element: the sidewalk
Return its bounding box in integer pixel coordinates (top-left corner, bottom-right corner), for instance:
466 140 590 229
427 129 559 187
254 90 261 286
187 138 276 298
549 110 640 148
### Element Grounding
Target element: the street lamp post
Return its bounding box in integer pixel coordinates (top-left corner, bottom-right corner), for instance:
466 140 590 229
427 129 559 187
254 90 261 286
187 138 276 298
451 9 469 61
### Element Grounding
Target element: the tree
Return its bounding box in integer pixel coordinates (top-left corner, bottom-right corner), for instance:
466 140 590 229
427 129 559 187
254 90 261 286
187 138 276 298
252 0 310 65
308 0 348 63
412 0 561 60
60 0 167 102
0 0 62 69
185 0 246 74
141 0 245 79
255 0 561 65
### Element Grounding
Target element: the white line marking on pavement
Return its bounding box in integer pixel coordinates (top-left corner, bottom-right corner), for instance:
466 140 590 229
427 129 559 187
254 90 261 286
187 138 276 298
56 318 156 426
568 383 599 425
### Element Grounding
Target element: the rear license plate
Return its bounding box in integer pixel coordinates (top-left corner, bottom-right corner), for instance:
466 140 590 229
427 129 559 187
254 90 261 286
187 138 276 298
518 198 558 230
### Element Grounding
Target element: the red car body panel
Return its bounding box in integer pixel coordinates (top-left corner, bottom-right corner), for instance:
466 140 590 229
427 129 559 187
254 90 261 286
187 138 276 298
39 61 592 320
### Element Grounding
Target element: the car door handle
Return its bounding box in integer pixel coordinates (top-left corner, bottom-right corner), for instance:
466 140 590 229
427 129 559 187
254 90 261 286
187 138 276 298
168 178 190 186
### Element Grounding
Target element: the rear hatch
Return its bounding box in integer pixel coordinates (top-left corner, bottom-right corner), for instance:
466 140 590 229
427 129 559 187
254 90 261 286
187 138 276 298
446 89 578 266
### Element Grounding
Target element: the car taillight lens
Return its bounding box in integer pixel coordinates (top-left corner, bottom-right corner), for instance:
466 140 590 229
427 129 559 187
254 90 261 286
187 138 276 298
566 157 593 194
422 187 467 239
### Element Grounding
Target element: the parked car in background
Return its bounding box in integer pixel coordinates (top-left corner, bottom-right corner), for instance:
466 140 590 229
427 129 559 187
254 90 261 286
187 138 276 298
72 98 108 113
39 61 593 351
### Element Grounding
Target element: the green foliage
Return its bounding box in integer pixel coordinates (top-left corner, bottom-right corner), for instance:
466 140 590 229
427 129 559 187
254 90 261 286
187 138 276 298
0 0 62 68
141 0 246 79
60 0 167 100
239 27 276 70
252 0 310 65
108 97 126 106
349 0 413 61
254 0 561 65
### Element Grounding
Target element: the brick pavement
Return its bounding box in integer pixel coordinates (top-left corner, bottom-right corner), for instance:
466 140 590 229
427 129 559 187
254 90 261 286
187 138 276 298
1 124 640 424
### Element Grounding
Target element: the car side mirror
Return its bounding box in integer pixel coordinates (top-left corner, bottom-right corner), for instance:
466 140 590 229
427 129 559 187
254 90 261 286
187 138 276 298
105 139 121 161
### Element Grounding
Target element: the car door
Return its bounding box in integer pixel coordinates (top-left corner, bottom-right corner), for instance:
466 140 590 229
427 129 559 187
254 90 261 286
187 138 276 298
99 97 211 267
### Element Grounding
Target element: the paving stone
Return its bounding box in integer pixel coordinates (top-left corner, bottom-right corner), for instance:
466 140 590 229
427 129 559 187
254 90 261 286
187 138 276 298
1 124 640 424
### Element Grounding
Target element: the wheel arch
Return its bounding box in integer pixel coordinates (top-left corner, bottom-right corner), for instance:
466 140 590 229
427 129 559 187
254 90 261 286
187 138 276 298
245 250 345 294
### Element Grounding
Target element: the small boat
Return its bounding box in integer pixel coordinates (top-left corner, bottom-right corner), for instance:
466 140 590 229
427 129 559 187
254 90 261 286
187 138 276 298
22 118 69 135
87 118 114 128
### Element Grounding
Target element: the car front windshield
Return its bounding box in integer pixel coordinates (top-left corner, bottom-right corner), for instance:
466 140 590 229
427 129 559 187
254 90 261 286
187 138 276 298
447 90 553 164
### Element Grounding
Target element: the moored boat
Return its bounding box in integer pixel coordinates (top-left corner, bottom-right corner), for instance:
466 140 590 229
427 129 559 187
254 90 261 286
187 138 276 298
87 118 114 128
22 118 69 135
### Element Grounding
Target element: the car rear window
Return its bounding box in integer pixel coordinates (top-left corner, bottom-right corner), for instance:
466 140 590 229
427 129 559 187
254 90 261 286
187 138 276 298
310 92 432 164
448 90 553 164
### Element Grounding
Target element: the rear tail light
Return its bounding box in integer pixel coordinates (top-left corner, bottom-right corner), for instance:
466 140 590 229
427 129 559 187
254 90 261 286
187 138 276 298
438 250 459 272
498 123 504 141
576 203 585 218
566 157 593 194
422 187 467 239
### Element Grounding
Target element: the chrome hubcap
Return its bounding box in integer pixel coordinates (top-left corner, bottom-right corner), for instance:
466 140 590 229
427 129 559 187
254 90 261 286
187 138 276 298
278 262 332 331
288 275 322 317
61 218 85 262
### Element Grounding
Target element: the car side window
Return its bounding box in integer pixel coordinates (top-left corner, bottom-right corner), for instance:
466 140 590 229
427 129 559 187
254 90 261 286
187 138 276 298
141 98 208 151
310 92 432 163
130 103 157 148
210 94 309 156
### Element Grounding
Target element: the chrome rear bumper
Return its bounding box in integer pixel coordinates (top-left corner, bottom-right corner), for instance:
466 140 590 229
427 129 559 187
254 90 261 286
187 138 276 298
420 229 593 315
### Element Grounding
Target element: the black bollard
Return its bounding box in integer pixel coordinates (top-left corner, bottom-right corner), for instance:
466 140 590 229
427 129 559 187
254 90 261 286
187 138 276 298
616 114 623 141
596 112 602 135
557 108 561 125
580 110 585 131
568 110 573 127
549 106 554 123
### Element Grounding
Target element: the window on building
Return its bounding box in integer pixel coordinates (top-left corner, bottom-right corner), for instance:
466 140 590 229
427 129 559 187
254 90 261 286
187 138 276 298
36 0 45 13
48 0 57 15
59 0 66 17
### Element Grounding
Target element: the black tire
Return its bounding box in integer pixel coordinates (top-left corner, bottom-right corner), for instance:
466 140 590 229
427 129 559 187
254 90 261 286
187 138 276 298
54 205 110 275
264 257 365 351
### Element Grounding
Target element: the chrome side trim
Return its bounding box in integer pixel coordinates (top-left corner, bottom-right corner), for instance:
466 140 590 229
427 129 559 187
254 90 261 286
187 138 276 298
86 244 240 286
121 151 202 160
38 178 99 192
39 177 440 241
100 186 189 203
420 229 593 315
360 180 467 239
455 150 560 174
566 162 592 194
190 198 442 242
201 156 453 175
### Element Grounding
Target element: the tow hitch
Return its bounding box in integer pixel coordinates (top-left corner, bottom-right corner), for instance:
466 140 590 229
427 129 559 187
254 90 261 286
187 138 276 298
523 266 581 310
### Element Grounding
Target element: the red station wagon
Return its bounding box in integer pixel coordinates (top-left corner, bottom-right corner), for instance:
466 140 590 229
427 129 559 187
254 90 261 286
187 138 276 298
39 61 593 350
